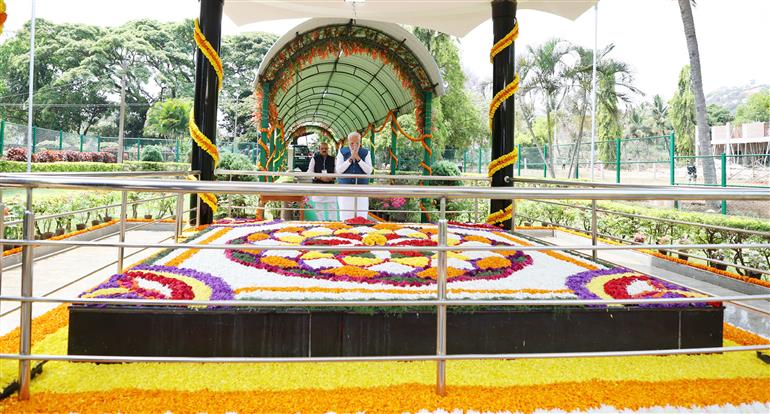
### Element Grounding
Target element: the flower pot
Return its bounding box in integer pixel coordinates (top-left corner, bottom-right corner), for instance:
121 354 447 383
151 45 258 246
746 270 762 278
710 262 728 271
3 244 17 252
657 249 668 256
144 214 153 220
103 216 113 223
55 228 66 236
42 232 54 240
677 253 689 261
523 221 532 227
76 223 87 231
92 220 101 227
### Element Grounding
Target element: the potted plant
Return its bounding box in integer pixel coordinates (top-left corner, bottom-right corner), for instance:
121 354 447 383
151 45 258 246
677 236 691 261
144 214 154 220
709 251 728 271
742 250 765 279
76 223 87 231
656 235 671 256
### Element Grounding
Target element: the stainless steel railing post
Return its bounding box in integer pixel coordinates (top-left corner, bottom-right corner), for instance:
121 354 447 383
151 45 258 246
591 199 598 260
174 193 184 242
117 191 127 272
0 201 5 293
18 200 34 400
436 197 448 396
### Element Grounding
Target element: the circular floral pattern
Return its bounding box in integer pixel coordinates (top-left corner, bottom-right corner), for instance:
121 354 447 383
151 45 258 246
565 268 709 307
225 223 533 286
81 265 233 301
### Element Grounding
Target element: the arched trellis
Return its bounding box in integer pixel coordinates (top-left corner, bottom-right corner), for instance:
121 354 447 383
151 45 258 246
253 18 445 222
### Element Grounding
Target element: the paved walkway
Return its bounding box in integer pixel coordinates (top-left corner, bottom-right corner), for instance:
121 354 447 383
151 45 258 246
532 229 770 338
0 230 171 335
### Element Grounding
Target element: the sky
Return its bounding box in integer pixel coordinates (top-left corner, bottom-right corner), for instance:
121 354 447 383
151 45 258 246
2 0 769 101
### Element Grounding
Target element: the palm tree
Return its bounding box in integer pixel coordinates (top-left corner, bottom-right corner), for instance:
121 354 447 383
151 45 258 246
650 95 670 136
677 0 716 185
563 45 638 178
518 39 572 178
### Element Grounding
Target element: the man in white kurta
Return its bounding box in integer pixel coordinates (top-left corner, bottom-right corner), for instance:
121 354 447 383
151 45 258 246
336 132 373 220
306 142 337 221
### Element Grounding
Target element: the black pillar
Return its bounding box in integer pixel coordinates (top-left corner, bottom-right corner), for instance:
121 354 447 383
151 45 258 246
490 0 517 229
190 0 223 225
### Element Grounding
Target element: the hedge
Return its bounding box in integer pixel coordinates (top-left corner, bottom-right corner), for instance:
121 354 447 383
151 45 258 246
0 160 190 173
516 200 770 278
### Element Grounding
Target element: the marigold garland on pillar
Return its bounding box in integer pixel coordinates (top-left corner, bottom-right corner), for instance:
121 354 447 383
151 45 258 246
0 1 7 36
486 19 520 226
189 18 223 213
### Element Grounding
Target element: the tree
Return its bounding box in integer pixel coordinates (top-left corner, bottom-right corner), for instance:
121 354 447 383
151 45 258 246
677 0 716 185
219 31 278 141
518 39 571 178
649 95 671 136
734 90 770 123
669 65 696 155
144 98 192 139
707 103 734 126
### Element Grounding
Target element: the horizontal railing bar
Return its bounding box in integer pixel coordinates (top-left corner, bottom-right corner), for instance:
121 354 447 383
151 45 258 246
2 294 767 307
1 176 768 200
530 199 770 238
517 213 770 276
2 194 177 226
1 344 769 363
216 169 491 182
0 238 767 252
12 170 198 177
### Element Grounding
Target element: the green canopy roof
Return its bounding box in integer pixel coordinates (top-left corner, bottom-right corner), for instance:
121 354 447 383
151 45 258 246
256 18 445 141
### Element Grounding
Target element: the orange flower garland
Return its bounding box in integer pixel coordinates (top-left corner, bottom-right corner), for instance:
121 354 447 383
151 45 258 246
0 0 6 36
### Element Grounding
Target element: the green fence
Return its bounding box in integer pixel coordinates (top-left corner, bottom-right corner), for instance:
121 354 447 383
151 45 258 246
3 119 769 217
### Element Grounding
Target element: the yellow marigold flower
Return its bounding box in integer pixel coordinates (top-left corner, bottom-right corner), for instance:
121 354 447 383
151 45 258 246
322 265 378 279
363 233 387 246
465 235 492 244
276 234 305 244
342 256 383 266
417 266 466 279
246 233 269 242
301 251 334 260
476 256 512 270
392 257 430 267
261 256 299 268
373 223 402 230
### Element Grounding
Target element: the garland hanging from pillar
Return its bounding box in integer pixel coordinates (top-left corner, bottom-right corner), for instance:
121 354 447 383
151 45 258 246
189 18 222 213
0 1 7 36
486 19 520 226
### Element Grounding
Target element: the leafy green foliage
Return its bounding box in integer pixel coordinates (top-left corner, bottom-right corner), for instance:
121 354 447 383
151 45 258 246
144 99 191 139
517 200 770 278
140 145 164 162
734 90 770 123
669 65 696 155
217 152 255 182
429 160 462 186
707 104 734 126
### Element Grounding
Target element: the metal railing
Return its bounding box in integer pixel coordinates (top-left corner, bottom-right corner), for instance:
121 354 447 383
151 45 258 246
1 174 770 399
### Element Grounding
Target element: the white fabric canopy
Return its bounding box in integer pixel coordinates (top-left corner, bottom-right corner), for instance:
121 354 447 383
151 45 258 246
224 0 598 37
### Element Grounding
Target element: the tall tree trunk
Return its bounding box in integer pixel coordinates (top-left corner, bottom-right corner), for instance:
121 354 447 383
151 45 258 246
678 0 717 187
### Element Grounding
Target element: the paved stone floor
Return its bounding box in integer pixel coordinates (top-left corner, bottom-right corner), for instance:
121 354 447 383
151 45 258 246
0 230 171 335
534 229 770 339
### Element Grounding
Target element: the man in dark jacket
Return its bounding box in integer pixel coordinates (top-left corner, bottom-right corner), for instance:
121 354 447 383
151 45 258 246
306 142 336 220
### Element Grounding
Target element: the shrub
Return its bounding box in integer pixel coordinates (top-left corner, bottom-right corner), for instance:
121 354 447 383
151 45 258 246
5 147 27 161
429 160 462 186
63 150 80 162
217 152 255 181
32 150 64 163
100 152 117 163
140 145 164 162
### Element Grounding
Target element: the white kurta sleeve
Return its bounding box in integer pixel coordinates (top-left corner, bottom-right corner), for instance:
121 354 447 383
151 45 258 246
335 151 351 174
306 156 316 174
358 151 374 174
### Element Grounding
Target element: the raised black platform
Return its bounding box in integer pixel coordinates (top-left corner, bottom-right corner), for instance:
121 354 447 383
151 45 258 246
68 305 723 357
